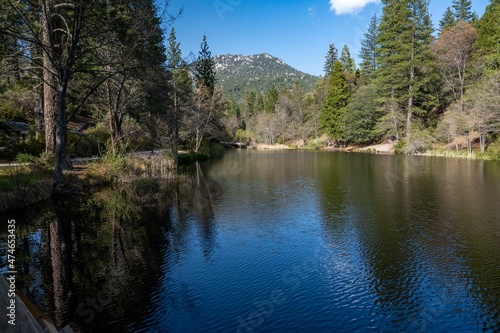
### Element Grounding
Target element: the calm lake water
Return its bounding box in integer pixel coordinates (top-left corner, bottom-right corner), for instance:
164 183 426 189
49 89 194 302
2 150 500 332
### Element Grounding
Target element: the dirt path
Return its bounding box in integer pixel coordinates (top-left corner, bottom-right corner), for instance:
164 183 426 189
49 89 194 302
358 143 395 154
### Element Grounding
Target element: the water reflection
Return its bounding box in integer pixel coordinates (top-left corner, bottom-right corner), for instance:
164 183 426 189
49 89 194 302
316 153 500 331
2 151 500 332
1 167 219 332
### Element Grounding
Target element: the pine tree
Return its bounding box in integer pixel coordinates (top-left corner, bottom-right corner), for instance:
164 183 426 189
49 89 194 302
244 90 256 120
376 0 439 144
264 85 279 113
167 27 182 71
474 0 500 72
439 7 456 32
359 14 379 77
255 93 265 112
166 27 192 161
195 35 217 93
320 61 350 142
339 45 356 73
452 0 476 22
343 83 382 143
323 43 338 76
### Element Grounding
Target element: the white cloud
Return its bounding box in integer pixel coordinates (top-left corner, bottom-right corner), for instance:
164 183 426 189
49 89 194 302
329 0 380 15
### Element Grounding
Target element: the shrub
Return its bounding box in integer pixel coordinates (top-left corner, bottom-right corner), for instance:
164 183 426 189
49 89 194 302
406 129 434 154
0 137 45 161
394 140 406 154
486 140 500 160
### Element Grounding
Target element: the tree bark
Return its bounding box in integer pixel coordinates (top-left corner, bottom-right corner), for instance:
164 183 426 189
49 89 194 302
407 63 415 145
42 0 56 153
54 84 66 189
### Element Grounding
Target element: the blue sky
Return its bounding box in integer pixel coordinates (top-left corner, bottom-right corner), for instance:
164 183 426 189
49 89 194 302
166 0 489 76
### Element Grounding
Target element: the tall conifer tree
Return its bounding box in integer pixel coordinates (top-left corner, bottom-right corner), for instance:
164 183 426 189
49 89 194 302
320 61 350 142
166 27 192 161
195 35 216 93
359 14 379 77
376 0 438 144
340 45 356 73
439 7 456 32
474 0 500 72
323 43 338 76
452 0 477 22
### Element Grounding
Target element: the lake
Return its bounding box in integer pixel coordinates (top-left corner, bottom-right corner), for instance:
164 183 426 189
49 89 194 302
2 150 500 332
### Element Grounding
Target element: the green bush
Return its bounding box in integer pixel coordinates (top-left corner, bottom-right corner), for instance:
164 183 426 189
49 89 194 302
394 140 406 154
486 140 500 160
69 132 97 158
303 140 324 150
406 128 434 154
0 104 27 122
0 85 33 122
0 137 45 161
234 129 249 142
15 152 53 174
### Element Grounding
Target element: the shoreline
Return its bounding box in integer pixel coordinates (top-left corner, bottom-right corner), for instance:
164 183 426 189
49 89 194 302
248 142 499 161
1 145 498 213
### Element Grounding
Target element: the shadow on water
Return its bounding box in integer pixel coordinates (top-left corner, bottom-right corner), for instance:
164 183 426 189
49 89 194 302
0 166 220 333
316 153 500 331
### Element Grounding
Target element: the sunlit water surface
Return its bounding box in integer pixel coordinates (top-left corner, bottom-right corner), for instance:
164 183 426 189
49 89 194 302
2 150 500 332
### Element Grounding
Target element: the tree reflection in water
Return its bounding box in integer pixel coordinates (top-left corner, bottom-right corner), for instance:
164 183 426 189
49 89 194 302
9 166 220 332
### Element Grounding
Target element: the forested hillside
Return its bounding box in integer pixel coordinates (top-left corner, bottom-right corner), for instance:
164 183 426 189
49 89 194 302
211 53 317 101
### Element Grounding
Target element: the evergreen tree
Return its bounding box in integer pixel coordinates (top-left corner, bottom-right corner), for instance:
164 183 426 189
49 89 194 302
167 27 182 71
452 0 476 22
323 43 338 76
320 61 350 142
255 93 265 112
474 0 500 72
343 83 382 143
264 84 279 113
339 45 356 73
439 7 456 32
244 90 256 120
166 28 192 105
359 14 379 77
166 27 192 161
376 0 439 144
195 35 217 93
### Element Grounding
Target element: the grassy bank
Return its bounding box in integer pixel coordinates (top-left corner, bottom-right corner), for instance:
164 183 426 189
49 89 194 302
0 160 53 213
0 150 179 213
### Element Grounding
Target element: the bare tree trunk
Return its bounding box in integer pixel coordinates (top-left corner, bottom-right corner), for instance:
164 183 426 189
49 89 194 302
54 86 66 189
34 88 43 140
480 133 486 153
390 88 400 142
407 32 415 147
42 0 56 153
407 70 414 145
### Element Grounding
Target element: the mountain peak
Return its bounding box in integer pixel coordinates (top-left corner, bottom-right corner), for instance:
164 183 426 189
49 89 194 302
213 53 317 101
